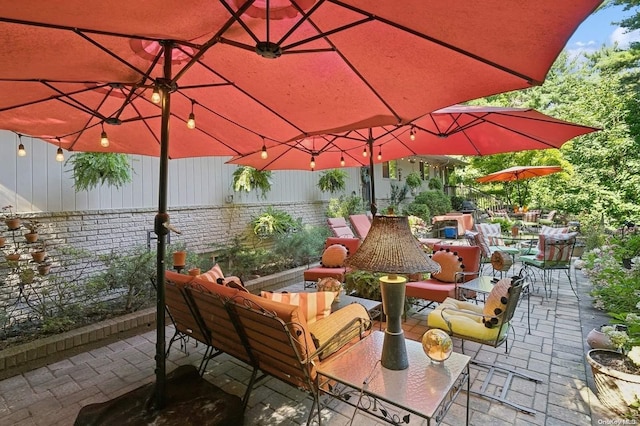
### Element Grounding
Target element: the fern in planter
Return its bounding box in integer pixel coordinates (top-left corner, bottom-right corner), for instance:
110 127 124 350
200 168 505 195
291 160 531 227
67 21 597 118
405 171 422 192
67 153 133 192
251 207 298 238
232 166 272 199
318 169 348 194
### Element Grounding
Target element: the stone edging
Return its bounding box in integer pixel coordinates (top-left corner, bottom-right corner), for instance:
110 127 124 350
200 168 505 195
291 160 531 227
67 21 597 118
0 265 307 377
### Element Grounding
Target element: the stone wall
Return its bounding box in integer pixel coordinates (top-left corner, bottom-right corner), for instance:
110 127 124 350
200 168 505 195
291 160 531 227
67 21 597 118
0 201 327 325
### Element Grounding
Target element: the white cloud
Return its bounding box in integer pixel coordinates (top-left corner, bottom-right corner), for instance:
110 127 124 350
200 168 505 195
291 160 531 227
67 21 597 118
610 27 640 48
575 40 597 47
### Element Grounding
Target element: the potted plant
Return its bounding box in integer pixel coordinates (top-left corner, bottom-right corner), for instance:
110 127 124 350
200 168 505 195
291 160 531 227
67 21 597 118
5 249 21 262
2 205 20 230
37 261 52 276
317 169 348 194
31 242 47 263
0 235 5 247
587 314 640 418
19 267 35 284
24 219 41 243
405 171 423 194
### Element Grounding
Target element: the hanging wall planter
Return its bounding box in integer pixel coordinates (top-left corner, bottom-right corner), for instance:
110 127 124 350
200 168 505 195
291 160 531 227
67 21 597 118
6 252 21 262
37 263 51 276
31 250 47 263
25 232 38 243
5 217 21 230
0 236 5 247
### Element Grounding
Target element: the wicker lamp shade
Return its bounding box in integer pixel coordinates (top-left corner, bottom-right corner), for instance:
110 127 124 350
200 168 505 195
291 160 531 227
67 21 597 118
346 215 441 274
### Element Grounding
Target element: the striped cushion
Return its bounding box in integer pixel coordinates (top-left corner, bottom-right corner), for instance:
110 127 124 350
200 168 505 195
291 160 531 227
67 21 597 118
260 291 336 325
536 226 569 251
197 264 224 283
536 232 577 262
476 223 503 250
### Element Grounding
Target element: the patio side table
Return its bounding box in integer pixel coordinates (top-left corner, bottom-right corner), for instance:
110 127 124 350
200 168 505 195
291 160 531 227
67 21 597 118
318 331 470 425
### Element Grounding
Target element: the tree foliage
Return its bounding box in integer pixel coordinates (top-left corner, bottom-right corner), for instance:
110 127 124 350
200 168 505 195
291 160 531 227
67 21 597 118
464 43 640 229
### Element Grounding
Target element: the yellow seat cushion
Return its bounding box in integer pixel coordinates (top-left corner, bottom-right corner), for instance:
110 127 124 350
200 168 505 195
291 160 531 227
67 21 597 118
427 297 508 342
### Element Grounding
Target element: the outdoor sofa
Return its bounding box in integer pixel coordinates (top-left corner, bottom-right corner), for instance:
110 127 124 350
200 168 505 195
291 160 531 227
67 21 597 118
164 270 372 425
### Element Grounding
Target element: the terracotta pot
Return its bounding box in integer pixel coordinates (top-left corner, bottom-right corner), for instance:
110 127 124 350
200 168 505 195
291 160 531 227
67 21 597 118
188 268 201 276
5 218 21 230
511 226 519 237
172 251 187 268
5 253 20 261
37 264 51 275
0 236 5 247
586 328 615 350
25 232 38 243
31 250 47 263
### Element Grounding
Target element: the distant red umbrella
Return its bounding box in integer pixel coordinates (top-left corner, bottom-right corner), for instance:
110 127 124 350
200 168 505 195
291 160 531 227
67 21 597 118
476 165 564 205
229 106 596 211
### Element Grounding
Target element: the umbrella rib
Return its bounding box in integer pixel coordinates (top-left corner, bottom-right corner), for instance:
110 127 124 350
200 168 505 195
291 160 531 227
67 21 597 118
73 30 151 79
184 58 306 136
329 0 541 85
281 17 373 52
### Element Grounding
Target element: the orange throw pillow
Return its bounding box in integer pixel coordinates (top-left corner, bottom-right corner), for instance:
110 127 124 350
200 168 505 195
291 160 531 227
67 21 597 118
321 244 348 268
430 249 464 283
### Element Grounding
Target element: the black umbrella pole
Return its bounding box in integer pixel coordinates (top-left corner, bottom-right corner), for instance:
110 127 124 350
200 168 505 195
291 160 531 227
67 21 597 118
368 135 376 215
153 42 173 410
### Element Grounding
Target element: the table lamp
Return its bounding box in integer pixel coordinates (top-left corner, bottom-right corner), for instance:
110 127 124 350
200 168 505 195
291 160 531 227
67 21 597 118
346 214 441 370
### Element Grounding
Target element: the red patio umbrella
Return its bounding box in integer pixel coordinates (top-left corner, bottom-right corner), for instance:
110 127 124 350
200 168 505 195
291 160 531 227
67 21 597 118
476 165 564 205
0 1 602 409
228 106 597 211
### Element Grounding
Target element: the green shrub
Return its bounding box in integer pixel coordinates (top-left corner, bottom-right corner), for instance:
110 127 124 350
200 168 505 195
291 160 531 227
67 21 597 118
409 190 452 217
327 194 364 218
273 224 330 267
450 195 464 211
428 177 443 191
251 207 298 238
402 203 430 224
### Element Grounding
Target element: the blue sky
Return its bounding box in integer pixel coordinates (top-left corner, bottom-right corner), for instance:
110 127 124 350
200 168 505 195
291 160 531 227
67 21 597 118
566 4 640 56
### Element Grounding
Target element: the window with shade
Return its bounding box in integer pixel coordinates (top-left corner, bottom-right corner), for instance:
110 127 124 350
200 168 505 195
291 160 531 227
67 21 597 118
382 160 398 179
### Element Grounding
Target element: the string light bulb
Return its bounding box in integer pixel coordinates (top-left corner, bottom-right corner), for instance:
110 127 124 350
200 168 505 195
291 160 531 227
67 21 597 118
260 144 268 160
340 154 345 167
187 100 196 129
362 147 368 158
310 156 316 170
377 149 382 161
17 135 26 157
151 86 161 104
100 123 110 147
410 127 416 141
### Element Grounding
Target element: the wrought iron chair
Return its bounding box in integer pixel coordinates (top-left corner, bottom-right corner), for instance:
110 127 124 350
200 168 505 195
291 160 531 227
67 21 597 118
426 276 541 414
519 232 578 298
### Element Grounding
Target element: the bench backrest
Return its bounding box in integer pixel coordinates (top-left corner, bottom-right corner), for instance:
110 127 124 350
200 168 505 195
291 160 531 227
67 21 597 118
186 284 254 365
165 274 210 347
226 294 317 390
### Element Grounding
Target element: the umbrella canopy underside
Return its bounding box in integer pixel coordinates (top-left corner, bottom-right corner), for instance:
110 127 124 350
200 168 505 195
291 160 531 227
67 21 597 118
0 1 601 158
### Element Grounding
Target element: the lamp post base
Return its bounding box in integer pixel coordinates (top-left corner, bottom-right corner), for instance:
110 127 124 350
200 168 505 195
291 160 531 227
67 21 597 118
380 275 409 370
381 329 409 370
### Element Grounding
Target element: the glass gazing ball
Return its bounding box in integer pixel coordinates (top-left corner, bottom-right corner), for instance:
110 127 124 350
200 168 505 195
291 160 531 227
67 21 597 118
422 329 453 362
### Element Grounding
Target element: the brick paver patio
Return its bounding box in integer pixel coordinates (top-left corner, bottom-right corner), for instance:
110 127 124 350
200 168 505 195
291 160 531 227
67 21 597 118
0 263 621 425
